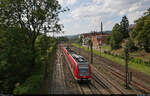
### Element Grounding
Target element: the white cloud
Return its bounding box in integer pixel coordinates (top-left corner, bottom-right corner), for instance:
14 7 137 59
71 4 104 19
62 18 72 23
67 0 77 5
127 11 144 24
59 0 150 36
92 0 103 4
57 0 78 5
70 0 149 30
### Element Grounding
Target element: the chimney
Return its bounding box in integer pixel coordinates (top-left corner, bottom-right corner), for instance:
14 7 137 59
101 22 103 35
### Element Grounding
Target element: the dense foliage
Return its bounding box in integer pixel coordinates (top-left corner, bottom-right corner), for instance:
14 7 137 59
126 38 137 52
110 24 123 49
0 26 33 93
133 8 150 52
106 36 111 45
109 8 150 52
0 25 57 94
0 0 65 94
56 36 69 43
13 36 56 94
120 16 129 38
109 16 129 50
77 35 83 45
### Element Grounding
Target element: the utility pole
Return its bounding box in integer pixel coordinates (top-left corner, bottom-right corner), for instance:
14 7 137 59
90 40 93 64
79 36 81 55
98 21 103 56
99 41 101 56
125 44 129 88
100 21 103 55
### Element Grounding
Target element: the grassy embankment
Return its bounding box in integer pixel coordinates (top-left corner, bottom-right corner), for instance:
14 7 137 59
73 43 150 76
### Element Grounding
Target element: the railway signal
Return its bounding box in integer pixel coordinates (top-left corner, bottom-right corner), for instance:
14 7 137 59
125 44 129 88
124 43 133 89
128 72 132 85
125 44 128 88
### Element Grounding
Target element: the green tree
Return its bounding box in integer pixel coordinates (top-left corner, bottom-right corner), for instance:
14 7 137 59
0 26 33 93
126 38 137 52
0 0 67 93
137 22 150 52
110 24 123 49
56 36 69 43
133 17 145 39
120 16 129 38
144 8 150 15
131 8 150 52
106 36 111 45
78 35 83 45
0 0 66 66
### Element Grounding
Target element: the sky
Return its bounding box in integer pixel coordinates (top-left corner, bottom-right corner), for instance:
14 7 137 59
56 0 150 36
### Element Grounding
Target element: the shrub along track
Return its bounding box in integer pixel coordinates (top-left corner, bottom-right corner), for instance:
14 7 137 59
71 45 150 94
62 46 131 94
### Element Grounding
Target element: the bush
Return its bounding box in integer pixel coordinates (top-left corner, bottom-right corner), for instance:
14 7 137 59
106 36 111 45
126 39 138 52
13 75 43 94
13 39 56 94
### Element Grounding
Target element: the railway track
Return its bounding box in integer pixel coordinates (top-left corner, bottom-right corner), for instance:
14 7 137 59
62 48 80 94
61 45 127 94
105 65 150 93
92 66 128 94
62 47 93 94
93 66 128 94
93 55 150 93
71 45 150 94
78 84 93 94
87 81 101 94
49 48 66 94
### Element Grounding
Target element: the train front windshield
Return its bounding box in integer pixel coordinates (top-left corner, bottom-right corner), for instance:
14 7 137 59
79 67 89 76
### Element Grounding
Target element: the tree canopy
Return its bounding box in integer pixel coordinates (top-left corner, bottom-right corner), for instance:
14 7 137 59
120 16 129 38
0 0 66 93
132 8 150 52
110 24 123 50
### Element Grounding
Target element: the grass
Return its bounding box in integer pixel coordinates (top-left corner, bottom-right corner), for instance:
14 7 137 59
101 45 111 51
130 50 150 61
73 43 150 76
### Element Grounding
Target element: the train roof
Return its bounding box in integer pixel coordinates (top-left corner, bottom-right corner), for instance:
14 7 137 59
64 47 88 63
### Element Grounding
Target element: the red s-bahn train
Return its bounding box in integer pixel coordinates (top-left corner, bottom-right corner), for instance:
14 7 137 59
60 44 91 82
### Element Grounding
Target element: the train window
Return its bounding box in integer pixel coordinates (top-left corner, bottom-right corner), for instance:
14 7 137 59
79 68 89 72
79 68 89 76
65 47 88 64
